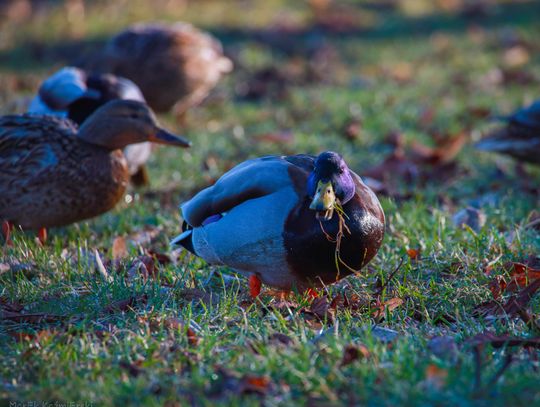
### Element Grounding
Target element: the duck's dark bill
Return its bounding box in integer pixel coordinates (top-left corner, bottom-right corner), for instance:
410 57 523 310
315 208 334 221
151 128 191 147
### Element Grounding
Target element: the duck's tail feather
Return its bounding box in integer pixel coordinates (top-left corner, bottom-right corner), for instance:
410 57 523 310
170 221 196 254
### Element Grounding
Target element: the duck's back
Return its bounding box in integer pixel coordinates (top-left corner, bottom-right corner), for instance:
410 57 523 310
101 23 230 112
0 115 129 229
185 154 385 289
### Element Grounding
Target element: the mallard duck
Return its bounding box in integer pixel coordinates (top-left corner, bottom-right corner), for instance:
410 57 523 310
1 100 190 245
172 152 385 296
475 100 540 164
27 66 159 185
97 22 233 115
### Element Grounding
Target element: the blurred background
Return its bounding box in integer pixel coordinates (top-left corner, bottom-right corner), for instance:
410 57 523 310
0 0 539 199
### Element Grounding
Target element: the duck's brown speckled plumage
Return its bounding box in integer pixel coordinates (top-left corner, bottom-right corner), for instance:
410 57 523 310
99 23 232 113
1 99 188 232
0 114 128 229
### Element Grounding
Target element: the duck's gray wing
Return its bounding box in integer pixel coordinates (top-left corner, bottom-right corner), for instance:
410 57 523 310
181 155 304 227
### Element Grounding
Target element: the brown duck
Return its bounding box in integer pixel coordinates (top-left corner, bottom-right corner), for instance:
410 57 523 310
98 22 233 116
0 100 190 244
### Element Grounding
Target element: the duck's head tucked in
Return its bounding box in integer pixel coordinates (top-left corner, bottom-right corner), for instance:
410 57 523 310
307 152 355 221
77 100 191 150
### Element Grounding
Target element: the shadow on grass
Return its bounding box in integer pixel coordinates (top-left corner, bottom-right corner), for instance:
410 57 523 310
0 0 539 71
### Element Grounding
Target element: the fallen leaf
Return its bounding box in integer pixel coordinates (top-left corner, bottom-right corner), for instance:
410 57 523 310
308 296 335 324
238 375 271 395
489 275 507 300
128 226 161 246
111 236 128 260
503 46 530 67
363 150 419 185
407 248 420 260
372 297 404 319
127 255 158 281
410 131 468 165
179 288 219 307
340 343 370 366
186 327 199 346
473 278 540 318
425 364 448 390
502 278 540 316
104 295 146 314
341 119 361 141
268 333 295 347
8 329 53 343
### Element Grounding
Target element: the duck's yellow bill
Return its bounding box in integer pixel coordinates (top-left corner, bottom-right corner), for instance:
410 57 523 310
309 180 336 211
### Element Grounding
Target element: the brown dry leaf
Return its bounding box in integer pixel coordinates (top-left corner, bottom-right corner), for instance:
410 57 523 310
186 327 199 347
503 278 540 316
473 278 540 318
308 296 335 324
8 329 53 343
505 262 540 292
111 236 128 261
407 248 420 260
425 364 448 390
268 333 295 347
147 250 172 265
503 46 530 67
341 119 361 141
410 131 467 165
489 275 507 300
238 375 271 395
127 255 158 281
389 62 414 83
466 332 540 349
363 151 419 184
340 343 370 366
179 288 219 307
128 226 161 246
104 295 146 314
372 297 404 319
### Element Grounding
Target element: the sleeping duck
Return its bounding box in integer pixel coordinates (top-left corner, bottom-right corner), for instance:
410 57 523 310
476 99 540 164
172 152 385 296
27 66 173 185
1 100 190 245
97 22 233 116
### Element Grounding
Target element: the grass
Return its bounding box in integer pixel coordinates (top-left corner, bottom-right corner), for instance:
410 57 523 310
1 0 540 405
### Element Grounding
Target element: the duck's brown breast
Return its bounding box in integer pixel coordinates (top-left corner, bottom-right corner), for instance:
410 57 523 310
283 175 385 287
4 142 129 230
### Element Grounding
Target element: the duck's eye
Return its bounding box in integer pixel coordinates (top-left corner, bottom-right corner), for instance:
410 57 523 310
130 113 138 119
339 167 345 174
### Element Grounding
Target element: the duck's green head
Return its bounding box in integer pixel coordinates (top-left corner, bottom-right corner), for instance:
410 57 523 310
78 100 191 150
308 151 355 221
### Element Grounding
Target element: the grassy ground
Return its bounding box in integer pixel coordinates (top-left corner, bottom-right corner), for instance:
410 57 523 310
1 0 540 405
